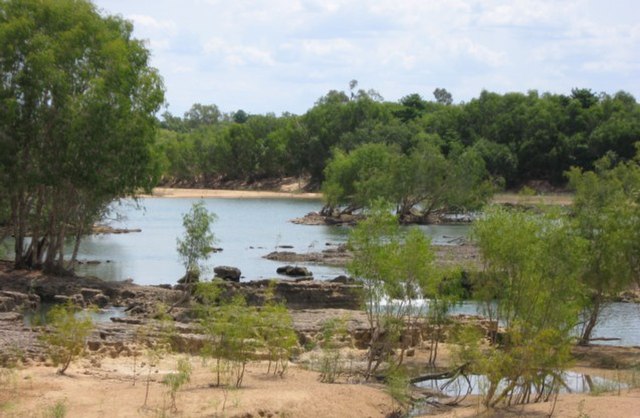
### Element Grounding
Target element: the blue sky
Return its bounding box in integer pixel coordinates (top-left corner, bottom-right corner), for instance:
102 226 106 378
93 0 640 116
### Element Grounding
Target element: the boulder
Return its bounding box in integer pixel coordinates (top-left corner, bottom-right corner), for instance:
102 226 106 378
80 288 102 300
330 275 355 284
92 293 110 308
214 266 241 282
276 265 312 277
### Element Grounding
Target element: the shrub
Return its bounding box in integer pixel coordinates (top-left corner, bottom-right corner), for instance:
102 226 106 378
39 302 94 375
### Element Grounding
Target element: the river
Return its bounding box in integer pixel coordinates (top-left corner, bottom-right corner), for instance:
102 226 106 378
72 197 469 285
6 196 639 346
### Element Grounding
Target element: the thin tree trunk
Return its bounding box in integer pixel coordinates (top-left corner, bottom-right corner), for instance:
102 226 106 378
579 293 603 346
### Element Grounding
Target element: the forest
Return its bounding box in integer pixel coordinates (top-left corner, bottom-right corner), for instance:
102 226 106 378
155 84 640 191
153 83 640 221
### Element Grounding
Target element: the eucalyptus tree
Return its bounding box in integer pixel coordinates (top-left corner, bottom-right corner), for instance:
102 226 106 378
347 203 441 378
0 0 164 272
567 156 640 345
176 201 217 280
321 138 492 221
469 207 587 406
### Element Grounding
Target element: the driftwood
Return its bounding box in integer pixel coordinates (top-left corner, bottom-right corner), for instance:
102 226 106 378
588 337 622 342
410 364 468 384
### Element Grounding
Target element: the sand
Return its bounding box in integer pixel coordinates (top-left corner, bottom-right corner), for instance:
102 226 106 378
0 355 394 418
146 187 322 200
2 347 639 418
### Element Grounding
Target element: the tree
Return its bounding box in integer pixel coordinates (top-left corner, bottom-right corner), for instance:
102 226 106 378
347 203 441 378
176 201 217 280
322 143 399 215
321 138 493 221
0 0 164 272
467 207 586 406
196 282 260 388
567 157 640 345
433 88 453 105
184 103 221 130
232 109 249 124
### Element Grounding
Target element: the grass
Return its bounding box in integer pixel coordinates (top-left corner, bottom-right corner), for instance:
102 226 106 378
43 400 67 418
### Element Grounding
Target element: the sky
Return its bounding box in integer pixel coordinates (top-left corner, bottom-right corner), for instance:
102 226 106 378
93 0 640 117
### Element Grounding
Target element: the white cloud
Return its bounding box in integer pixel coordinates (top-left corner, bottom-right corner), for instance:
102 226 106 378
204 38 275 67
93 0 640 114
127 14 177 33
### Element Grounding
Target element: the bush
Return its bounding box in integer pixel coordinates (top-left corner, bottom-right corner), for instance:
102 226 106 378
39 302 94 375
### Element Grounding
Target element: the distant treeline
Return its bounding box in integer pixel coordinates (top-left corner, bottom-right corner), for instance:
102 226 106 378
155 85 640 191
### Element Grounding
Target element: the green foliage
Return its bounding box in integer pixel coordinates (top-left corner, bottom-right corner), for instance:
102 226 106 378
195 281 299 387
0 0 164 272
465 207 586 406
566 156 640 344
384 366 411 413
177 200 217 277
43 400 67 418
317 317 350 383
347 203 442 378
39 302 94 375
153 86 639 192
162 357 192 412
196 282 260 388
258 291 298 377
322 137 493 219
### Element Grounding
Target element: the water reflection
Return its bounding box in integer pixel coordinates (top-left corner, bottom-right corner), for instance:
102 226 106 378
71 197 470 285
417 371 628 396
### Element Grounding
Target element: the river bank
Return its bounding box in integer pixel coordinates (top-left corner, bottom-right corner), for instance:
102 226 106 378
146 187 322 200
2 263 640 417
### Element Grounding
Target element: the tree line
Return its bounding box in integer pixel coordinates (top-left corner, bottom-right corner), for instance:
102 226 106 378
156 83 640 192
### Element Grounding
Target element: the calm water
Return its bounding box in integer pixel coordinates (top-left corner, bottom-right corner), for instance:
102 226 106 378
448 301 640 347
73 197 469 285
4 197 638 345
416 371 628 397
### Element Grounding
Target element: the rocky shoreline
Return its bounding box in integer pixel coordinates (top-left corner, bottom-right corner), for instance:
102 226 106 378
264 241 482 269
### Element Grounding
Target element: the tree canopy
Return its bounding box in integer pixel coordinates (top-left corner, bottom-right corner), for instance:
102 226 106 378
0 0 164 271
154 85 640 195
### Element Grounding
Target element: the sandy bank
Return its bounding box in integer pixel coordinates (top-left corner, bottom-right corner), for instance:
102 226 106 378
145 187 322 200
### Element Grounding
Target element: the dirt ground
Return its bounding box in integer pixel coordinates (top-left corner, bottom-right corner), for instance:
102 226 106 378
1 345 639 418
0 354 394 418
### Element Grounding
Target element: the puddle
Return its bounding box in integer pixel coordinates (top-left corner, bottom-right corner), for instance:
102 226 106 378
22 303 127 327
415 371 628 397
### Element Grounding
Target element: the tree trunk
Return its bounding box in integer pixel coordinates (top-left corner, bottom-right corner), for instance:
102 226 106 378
579 293 603 346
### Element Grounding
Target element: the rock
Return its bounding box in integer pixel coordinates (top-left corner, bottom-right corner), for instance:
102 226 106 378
71 293 85 307
177 270 200 284
0 296 15 312
213 266 241 282
153 284 173 290
53 295 70 304
330 275 355 284
0 290 39 312
0 312 23 322
92 293 110 308
80 288 102 300
276 265 312 277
